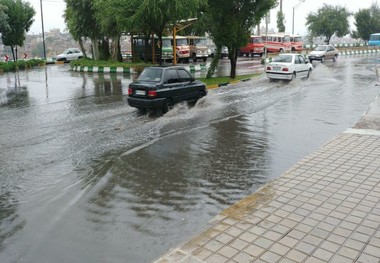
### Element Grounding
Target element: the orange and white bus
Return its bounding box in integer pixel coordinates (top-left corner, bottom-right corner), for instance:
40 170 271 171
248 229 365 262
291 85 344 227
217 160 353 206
262 33 292 53
289 35 304 52
239 35 265 57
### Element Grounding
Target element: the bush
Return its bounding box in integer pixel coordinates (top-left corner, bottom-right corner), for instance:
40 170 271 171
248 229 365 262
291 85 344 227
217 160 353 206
0 59 45 73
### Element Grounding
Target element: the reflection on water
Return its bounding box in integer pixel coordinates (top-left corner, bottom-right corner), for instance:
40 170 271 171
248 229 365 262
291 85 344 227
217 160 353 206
0 73 30 108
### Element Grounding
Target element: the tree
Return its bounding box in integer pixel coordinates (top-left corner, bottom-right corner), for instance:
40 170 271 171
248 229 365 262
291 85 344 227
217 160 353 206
205 0 277 78
277 10 285 32
306 4 351 44
0 0 35 61
353 3 380 41
0 4 9 34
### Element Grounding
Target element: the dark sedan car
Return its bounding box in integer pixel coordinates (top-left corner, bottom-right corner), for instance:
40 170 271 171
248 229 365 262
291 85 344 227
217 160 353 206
127 66 207 114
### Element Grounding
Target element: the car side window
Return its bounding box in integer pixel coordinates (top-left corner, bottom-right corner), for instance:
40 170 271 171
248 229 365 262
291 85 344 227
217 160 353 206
298 55 305 64
295 56 301 64
178 69 192 82
165 69 179 84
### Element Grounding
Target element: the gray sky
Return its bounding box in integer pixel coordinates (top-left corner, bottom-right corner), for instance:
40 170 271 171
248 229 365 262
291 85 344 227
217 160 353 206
28 0 375 36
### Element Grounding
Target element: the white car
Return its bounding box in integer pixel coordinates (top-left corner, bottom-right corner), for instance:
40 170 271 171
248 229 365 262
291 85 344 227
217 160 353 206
266 53 313 81
308 45 339 63
56 48 83 62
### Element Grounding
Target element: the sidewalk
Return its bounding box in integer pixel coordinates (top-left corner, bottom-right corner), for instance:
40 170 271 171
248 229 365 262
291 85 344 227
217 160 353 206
155 94 380 262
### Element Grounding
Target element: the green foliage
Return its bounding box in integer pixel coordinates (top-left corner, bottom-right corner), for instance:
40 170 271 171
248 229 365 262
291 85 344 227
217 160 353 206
0 0 35 61
204 0 277 78
353 3 380 41
0 4 9 34
306 4 351 44
277 10 285 32
0 59 45 73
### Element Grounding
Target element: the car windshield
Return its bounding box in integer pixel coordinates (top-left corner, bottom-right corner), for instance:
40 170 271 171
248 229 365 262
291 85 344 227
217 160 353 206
315 46 327 51
272 55 293 63
252 37 263 43
137 68 163 82
162 39 171 47
176 39 187 46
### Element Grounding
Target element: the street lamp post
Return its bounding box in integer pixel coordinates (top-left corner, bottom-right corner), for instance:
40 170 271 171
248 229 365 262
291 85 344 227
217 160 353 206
292 0 305 35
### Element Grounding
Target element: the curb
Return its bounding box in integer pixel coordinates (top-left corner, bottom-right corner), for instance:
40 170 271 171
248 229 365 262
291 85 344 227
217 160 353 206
206 78 253 90
71 64 209 73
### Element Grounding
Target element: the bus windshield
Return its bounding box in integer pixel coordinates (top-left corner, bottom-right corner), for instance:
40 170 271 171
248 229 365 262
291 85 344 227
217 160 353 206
194 38 207 46
162 39 171 47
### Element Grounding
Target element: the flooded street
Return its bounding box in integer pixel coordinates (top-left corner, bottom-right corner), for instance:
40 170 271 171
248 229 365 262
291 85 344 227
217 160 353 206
0 57 379 263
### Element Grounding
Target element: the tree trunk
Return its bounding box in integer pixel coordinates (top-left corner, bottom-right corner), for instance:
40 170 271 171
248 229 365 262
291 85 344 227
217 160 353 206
229 49 238 79
91 38 100 60
78 38 87 59
11 46 16 61
110 35 121 62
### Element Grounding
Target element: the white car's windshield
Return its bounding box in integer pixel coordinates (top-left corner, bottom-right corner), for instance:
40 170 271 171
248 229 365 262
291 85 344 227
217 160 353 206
137 68 163 82
315 46 327 51
273 55 293 63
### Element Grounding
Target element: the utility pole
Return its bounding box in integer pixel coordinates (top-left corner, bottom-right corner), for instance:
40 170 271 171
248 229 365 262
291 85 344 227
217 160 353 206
40 0 46 60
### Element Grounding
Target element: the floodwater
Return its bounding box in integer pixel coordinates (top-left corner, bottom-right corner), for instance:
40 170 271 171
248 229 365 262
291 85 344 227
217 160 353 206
0 57 379 263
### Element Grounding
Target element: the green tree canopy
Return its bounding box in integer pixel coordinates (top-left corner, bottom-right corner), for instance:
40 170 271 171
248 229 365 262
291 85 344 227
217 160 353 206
352 3 380 41
0 0 35 61
0 4 9 34
205 0 277 78
306 4 351 44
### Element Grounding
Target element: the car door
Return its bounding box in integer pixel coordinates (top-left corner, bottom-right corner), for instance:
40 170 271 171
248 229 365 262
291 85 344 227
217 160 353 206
294 55 305 78
177 68 196 100
326 46 334 60
297 55 308 78
163 68 185 103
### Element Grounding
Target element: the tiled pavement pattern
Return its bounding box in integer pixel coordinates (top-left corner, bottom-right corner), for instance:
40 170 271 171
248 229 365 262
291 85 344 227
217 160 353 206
155 95 380 263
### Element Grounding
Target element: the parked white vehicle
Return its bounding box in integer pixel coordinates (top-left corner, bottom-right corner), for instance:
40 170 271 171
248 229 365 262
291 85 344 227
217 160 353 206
56 48 83 62
266 53 313 81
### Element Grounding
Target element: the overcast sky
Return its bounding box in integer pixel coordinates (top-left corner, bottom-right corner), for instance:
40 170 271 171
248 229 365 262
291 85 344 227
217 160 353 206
28 0 376 36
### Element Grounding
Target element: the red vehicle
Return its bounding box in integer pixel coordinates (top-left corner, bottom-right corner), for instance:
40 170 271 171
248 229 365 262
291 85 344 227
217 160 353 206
290 35 303 52
239 35 265 57
262 33 292 53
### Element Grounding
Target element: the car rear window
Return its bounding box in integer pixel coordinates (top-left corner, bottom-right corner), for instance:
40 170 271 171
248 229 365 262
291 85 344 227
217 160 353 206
273 55 292 63
138 68 163 82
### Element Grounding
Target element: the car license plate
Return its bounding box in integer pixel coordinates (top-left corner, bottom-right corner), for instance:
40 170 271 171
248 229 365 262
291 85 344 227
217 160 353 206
135 90 146 96
273 67 281 71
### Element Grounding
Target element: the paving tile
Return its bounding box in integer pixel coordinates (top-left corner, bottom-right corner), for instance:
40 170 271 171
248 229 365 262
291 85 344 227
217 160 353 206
253 237 274 250
295 241 315 254
260 251 282 263
357 252 380 263
218 246 239 259
286 249 308 262
232 252 255 263
363 244 380 258
312 248 334 261
204 253 228 263
243 244 265 257
230 239 249 251
319 240 340 253
338 246 360 260
329 254 355 263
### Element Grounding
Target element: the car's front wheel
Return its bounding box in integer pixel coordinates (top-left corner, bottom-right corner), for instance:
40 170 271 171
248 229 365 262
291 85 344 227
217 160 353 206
321 56 325 63
333 54 338 62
